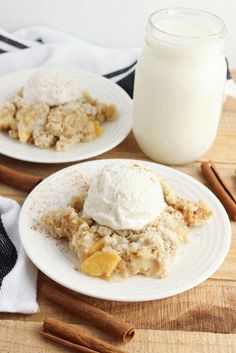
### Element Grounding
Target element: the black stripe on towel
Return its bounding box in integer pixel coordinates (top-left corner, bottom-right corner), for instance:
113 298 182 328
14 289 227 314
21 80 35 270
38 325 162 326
0 48 7 54
0 217 18 288
103 60 137 79
116 69 135 98
226 58 232 80
0 34 28 49
36 38 44 43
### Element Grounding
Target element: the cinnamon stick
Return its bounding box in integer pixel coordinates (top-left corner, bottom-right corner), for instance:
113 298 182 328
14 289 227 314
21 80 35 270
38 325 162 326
41 317 128 353
0 165 43 192
201 161 236 220
41 282 135 343
41 330 99 353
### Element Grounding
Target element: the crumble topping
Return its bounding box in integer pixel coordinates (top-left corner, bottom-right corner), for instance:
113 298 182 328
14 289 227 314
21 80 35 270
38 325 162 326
0 90 118 151
41 181 212 280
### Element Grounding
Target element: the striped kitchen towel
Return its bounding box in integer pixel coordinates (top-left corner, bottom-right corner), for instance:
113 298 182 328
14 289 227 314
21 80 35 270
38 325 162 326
0 196 38 313
0 27 140 98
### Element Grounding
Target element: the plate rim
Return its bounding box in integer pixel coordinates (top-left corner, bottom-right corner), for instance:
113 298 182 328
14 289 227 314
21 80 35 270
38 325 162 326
0 67 132 163
19 158 232 302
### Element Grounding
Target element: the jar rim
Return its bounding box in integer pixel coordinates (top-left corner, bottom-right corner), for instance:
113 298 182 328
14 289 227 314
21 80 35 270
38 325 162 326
148 8 226 41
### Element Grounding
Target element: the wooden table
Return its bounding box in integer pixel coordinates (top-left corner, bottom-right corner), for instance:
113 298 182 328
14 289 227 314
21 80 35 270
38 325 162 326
1 80 236 352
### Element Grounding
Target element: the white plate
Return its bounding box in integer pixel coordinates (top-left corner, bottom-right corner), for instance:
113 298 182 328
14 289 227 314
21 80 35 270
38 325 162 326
19 159 231 302
0 68 132 163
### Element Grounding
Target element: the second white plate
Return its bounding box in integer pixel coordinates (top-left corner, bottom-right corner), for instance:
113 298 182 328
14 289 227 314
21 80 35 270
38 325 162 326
0 68 132 163
19 159 231 302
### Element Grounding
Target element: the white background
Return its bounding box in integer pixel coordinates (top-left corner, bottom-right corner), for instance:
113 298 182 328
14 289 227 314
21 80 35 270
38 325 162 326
0 0 235 68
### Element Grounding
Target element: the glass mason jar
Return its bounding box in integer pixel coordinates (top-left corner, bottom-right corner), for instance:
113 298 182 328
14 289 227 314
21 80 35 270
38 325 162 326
133 8 227 165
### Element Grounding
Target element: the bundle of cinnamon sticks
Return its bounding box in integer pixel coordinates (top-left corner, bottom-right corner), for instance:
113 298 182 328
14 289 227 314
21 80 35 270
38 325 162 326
41 318 129 353
40 282 135 353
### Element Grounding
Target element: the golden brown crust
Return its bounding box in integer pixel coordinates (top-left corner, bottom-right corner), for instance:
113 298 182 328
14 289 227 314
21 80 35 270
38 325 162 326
0 91 118 150
161 180 212 226
0 102 16 130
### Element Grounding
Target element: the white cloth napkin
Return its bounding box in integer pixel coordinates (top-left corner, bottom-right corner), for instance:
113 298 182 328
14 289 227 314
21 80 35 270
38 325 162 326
0 26 140 97
0 196 38 313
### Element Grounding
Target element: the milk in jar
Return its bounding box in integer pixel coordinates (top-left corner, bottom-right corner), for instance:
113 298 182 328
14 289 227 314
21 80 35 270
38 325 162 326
133 9 227 164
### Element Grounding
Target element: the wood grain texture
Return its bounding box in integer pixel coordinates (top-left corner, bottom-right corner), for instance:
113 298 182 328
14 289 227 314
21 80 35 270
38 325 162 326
1 320 236 353
1 273 236 334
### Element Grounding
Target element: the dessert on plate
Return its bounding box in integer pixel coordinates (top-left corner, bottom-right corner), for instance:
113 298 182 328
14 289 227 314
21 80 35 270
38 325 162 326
41 162 212 280
0 70 118 151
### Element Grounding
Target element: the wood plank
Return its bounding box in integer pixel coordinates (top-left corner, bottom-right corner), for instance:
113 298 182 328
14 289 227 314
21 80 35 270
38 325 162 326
1 274 236 334
0 320 235 353
203 111 236 163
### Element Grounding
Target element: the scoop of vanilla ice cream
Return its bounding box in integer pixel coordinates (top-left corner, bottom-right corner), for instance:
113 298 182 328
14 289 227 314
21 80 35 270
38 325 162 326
83 162 166 230
23 70 81 106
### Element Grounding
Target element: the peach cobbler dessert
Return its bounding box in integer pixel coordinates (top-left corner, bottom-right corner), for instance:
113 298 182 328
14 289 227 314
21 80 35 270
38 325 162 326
41 163 212 280
0 70 118 151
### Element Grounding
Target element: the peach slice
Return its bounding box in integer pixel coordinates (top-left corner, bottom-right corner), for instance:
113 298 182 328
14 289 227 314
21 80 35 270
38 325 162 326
18 129 32 143
93 120 103 136
87 239 104 257
81 251 121 278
